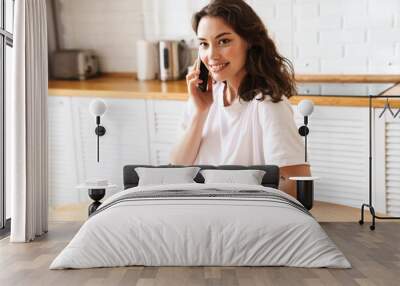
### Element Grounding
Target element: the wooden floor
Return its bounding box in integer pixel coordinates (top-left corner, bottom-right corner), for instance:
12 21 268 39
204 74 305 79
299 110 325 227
1 202 399 286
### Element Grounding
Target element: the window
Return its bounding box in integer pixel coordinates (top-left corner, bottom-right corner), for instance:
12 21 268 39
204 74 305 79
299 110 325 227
0 0 14 234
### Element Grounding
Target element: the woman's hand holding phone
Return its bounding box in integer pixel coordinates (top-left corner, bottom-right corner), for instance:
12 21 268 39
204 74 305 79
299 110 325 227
186 58 213 115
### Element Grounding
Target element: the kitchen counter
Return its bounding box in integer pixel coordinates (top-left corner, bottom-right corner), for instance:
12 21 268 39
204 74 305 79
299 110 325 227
48 73 400 107
48 74 189 101
48 74 400 214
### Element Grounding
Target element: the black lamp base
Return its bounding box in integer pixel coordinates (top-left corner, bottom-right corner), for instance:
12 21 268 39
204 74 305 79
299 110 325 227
298 125 309 136
95 126 106 136
88 188 106 216
296 180 314 210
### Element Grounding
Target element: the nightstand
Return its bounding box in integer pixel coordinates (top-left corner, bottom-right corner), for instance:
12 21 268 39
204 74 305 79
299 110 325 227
288 177 319 210
76 184 117 216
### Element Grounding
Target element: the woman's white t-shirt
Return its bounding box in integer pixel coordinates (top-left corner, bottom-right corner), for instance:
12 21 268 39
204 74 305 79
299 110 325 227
180 81 305 167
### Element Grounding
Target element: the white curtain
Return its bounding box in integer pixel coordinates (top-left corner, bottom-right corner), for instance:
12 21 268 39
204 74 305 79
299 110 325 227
9 0 48 242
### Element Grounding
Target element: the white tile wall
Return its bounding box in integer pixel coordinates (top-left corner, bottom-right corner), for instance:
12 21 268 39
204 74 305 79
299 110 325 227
57 0 400 74
57 0 144 72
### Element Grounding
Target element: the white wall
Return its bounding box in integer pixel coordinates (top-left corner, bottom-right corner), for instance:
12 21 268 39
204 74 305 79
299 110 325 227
57 0 400 74
57 0 144 72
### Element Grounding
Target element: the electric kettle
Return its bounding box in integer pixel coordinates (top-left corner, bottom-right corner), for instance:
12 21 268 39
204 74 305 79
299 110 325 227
159 40 191 81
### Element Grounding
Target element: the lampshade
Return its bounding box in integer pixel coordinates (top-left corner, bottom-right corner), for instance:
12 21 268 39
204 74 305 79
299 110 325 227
89 99 107 117
298 99 314 116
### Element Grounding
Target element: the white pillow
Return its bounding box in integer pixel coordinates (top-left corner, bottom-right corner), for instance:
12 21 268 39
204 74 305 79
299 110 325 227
135 167 201 186
200 169 266 185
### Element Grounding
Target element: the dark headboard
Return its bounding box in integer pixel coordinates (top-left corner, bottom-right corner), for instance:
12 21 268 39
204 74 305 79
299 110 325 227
123 165 280 189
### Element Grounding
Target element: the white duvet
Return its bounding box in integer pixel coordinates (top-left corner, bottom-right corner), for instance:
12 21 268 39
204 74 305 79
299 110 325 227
50 183 351 269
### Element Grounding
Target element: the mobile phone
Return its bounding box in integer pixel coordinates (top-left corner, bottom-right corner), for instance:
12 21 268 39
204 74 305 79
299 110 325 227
198 59 209 92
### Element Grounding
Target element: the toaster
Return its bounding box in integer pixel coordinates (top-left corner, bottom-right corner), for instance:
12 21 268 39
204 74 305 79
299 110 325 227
51 49 100 80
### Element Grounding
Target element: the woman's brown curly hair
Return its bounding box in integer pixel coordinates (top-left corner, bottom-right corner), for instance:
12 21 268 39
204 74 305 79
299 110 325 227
192 0 297 102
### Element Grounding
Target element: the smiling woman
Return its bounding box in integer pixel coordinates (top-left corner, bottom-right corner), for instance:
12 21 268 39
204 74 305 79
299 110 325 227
169 0 310 197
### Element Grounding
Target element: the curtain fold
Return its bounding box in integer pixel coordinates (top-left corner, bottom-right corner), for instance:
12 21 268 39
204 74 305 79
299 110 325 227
10 0 48 242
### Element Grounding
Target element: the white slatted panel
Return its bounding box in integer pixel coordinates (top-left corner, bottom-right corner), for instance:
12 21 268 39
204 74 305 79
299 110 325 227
147 100 186 144
385 121 400 216
48 96 79 206
73 98 150 198
147 100 186 164
151 143 174 165
294 105 369 207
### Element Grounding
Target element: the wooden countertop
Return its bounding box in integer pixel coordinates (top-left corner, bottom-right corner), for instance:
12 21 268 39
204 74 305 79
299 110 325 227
48 74 400 108
295 74 400 83
49 75 189 101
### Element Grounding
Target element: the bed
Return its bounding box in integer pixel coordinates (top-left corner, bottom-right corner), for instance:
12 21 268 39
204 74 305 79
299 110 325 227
50 165 350 269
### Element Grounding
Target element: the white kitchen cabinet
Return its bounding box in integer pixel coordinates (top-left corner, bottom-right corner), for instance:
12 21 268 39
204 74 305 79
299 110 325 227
146 99 186 165
374 109 400 216
48 96 186 206
48 96 151 206
293 105 370 209
71 97 151 198
49 95 397 215
294 104 400 215
48 96 81 206
150 143 176 166
385 120 400 216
